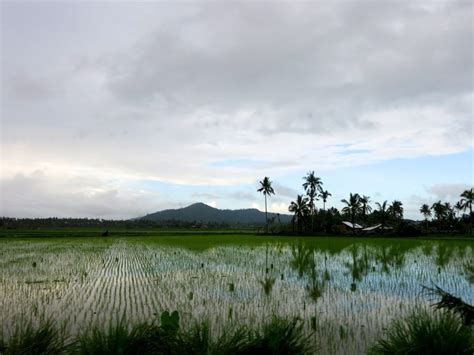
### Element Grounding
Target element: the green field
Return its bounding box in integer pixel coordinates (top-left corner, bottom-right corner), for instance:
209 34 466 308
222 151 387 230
1 230 473 354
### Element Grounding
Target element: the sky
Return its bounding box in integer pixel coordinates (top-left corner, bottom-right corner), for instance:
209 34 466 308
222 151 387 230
1 0 473 220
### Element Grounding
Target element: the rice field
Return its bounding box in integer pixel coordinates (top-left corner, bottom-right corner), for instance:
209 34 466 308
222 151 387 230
0 233 473 354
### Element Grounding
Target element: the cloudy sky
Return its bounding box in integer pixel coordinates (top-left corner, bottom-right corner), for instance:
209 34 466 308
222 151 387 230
1 0 472 220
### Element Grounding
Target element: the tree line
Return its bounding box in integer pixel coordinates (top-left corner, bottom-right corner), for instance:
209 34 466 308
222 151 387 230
0 217 231 230
258 174 473 236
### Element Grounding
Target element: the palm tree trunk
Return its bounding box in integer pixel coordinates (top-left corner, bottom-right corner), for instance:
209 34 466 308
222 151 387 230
352 211 356 235
265 194 268 234
470 205 472 236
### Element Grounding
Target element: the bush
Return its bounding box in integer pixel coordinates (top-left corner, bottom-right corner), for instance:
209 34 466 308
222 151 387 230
368 309 474 355
395 221 422 237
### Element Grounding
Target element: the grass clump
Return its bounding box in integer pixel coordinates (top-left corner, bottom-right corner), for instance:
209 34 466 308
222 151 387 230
250 317 313 355
75 321 155 355
368 309 474 355
2 318 70 355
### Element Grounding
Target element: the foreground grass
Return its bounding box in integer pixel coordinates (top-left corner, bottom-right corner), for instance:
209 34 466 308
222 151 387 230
2 310 473 355
368 310 474 355
1 315 313 355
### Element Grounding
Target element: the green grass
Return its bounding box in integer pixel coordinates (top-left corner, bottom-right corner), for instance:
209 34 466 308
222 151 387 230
2 227 472 254
1 318 71 355
1 315 312 355
75 321 155 355
368 310 474 355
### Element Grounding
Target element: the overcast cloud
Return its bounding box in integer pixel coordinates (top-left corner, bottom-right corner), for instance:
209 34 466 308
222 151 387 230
1 0 472 219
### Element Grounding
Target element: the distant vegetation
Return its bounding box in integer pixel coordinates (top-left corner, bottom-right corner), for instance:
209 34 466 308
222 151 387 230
259 173 473 236
1 173 472 237
0 216 233 230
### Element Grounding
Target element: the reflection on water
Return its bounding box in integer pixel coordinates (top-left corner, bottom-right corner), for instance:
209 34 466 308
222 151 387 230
0 237 472 354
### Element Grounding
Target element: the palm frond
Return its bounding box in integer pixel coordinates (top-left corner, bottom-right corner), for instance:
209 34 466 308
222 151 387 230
422 284 474 326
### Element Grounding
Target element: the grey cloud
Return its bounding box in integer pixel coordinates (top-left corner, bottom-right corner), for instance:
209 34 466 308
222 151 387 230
1 1 472 218
272 183 299 199
426 183 472 202
104 1 472 136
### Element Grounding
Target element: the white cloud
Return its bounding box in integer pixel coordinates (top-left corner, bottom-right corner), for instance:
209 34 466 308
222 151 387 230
1 1 472 217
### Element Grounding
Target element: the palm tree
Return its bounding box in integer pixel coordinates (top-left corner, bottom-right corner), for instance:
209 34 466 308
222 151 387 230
302 171 323 230
289 195 310 234
460 188 473 235
454 201 464 218
341 193 361 234
375 201 389 232
359 195 372 221
257 177 275 233
431 200 447 232
388 200 404 219
420 204 431 233
320 190 332 210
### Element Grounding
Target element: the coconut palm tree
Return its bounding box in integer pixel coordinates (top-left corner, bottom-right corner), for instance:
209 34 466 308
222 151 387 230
257 177 275 233
454 201 464 218
388 200 404 219
420 204 431 233
341 193 362 234
431 200 447 232
302 171 322 230
320 190 332 210
460 188 473 235
359 195 372 222
375 201 389 232
289 195 310 234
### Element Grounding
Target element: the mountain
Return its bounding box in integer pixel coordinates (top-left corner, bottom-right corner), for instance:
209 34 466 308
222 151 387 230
139 202 292 225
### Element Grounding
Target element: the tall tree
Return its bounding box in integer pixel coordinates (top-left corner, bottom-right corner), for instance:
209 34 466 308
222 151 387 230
341 193 361 234
431 200 447 232
289 195 310 234
375 201 389 232
460 188 473 236
388 200 404 219
420 204 431 233
454 201 464 218
320 190 332 210
257 177 275 233
359 195 372 221
302 171 323 230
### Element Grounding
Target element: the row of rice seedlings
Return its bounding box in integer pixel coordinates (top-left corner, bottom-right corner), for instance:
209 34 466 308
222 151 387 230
1 238 472 354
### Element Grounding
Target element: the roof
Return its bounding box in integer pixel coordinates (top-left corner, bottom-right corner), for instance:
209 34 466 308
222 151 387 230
342 221 363 229
362 224 381 231
362 224 394 231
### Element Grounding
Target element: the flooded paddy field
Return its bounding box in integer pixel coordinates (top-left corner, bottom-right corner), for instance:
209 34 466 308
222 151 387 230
1 233 472 354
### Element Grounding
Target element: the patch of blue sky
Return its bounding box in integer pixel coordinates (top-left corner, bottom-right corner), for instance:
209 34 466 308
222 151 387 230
276 148 473 207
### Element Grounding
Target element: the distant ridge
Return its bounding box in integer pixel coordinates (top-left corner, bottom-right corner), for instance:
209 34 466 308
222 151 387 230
139 202 292 225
